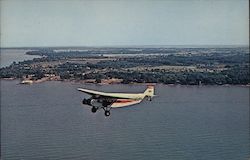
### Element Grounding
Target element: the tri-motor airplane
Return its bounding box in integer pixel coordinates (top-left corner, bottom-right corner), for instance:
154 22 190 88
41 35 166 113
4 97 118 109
77 85 155 116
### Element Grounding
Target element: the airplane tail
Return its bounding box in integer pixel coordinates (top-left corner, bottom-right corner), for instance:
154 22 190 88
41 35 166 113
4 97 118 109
144 85 155 100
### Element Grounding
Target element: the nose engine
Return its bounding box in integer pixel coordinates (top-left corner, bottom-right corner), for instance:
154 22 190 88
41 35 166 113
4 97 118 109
82 98 91 105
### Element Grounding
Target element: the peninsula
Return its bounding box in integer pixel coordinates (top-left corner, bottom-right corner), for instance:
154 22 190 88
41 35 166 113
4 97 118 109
0 47 249 85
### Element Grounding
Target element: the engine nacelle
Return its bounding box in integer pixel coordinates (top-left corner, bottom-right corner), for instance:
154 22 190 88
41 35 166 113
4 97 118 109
90 99 103 108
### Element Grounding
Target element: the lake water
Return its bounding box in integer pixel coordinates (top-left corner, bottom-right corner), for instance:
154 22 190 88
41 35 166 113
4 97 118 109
1 80 249 160
0 49 41 68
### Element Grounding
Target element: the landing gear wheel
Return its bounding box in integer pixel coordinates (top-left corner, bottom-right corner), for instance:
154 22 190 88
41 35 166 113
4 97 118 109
91 107 97 113
104 110 110 116
147 96 152 101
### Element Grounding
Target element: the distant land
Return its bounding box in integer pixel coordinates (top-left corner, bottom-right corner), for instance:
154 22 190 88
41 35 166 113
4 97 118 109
0 46 249 85
1 44 249 49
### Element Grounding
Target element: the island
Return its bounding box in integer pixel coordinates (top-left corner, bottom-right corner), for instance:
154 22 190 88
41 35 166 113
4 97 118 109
0 47 249 85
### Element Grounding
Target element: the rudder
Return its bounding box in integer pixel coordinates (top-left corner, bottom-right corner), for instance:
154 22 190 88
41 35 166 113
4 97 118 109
144 85 155 98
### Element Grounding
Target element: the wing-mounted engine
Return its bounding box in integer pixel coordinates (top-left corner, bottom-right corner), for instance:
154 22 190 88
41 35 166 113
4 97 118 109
82 98 103 107
90 99 103 108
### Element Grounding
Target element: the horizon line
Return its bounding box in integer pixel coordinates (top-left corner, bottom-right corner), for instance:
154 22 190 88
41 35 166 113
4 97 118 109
1 44 249 49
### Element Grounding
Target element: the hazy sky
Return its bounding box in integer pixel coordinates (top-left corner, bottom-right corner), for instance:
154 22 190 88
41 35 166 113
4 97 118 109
1 0 249 47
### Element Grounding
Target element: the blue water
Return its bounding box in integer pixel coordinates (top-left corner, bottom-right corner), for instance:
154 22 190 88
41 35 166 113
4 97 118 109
0 49 41 68
1 80 249 160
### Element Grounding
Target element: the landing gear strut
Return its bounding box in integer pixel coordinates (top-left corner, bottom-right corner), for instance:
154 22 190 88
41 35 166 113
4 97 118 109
102 106 111 117
147 96 152 101
101 101 112 117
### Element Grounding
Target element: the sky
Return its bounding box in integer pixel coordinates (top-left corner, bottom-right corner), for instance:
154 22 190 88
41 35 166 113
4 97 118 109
0 0 249 47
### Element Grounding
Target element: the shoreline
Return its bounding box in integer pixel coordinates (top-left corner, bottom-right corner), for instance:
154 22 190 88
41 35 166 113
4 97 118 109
1 48 249 87
1 78 249 87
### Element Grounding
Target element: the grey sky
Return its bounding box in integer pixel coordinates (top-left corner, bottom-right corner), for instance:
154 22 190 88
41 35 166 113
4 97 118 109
1 0 249 47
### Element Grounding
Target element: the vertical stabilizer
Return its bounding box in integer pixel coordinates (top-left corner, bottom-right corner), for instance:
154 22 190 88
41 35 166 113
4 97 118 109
144 85 155 98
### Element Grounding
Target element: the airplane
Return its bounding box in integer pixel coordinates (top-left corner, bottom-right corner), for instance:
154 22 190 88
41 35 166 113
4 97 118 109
77 85 155 116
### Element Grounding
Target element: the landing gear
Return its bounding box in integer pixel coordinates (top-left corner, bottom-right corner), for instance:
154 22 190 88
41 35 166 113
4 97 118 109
102 105 111 117
91 107 97 113
104 110 110 116
146 96 152 101
101 100 111 117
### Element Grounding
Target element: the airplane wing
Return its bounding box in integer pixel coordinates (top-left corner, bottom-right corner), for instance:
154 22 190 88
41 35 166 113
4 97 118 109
77 88 143 100
77 88 108 96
